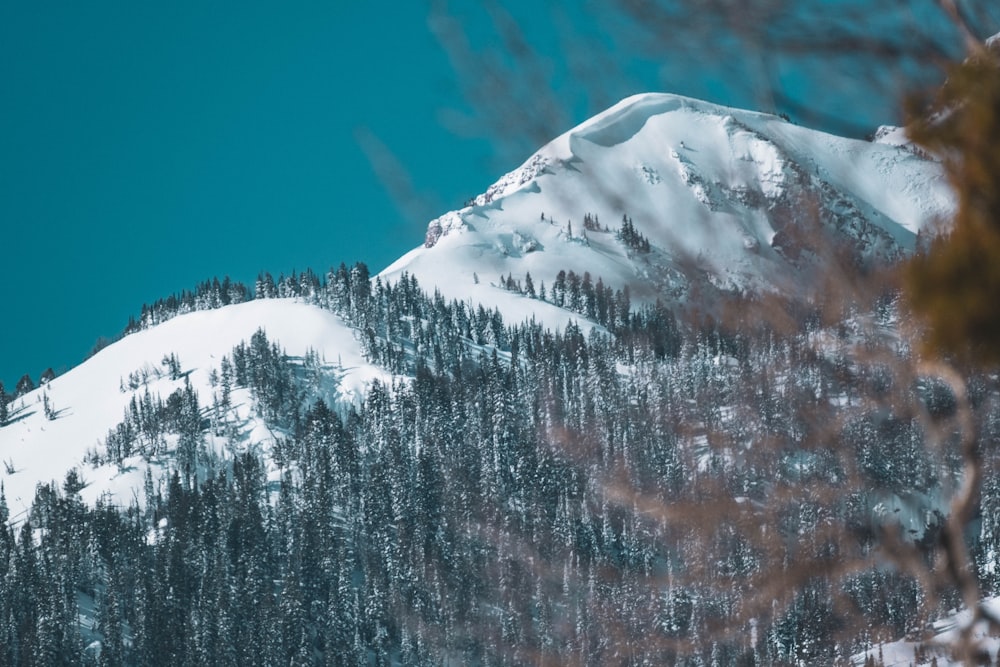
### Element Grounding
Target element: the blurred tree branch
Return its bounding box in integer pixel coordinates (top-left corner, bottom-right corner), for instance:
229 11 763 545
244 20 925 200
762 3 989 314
430 0 999 155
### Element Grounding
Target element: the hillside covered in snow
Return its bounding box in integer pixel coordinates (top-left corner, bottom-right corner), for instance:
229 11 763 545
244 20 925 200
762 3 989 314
0 298 389 521
1 93 996 666
384 93 952 321
0 94 956 517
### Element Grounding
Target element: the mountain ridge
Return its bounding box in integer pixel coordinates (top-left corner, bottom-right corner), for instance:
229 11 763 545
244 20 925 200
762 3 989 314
387 92 952 326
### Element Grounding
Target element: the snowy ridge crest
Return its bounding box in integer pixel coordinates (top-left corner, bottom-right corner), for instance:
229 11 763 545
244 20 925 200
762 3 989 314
424 210 467 248
401 91 952 323
475 153 551 207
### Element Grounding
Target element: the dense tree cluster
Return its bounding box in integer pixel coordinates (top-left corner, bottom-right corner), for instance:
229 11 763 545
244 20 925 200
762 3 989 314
617 215 651 253
582 212 607 232
91 377 205 479
2 264 998 664
15 374 35 398
123 276 251 335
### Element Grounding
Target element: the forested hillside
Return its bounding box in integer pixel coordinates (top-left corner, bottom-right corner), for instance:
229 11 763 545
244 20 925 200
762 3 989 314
1 264 996 665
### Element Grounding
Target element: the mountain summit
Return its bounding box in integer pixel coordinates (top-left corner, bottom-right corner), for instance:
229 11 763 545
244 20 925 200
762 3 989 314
383 93 951 322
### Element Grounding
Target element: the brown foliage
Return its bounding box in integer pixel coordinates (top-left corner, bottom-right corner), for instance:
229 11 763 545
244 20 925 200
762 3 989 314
905 43 1000 365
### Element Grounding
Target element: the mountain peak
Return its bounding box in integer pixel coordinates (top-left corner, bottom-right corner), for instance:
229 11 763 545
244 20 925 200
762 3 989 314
393 93 952 326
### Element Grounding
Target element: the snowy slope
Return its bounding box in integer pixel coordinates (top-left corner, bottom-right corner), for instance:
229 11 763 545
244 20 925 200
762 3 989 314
382 93 952 320
0 299 389 520
853 597 1000 666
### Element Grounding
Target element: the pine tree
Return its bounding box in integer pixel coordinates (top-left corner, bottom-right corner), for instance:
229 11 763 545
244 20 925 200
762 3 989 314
98 585 126 667
553 270 567 306
15 373 34 397
42 392 56 420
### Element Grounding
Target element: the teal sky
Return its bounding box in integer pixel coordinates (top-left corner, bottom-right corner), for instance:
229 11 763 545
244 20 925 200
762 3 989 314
1 1 988 390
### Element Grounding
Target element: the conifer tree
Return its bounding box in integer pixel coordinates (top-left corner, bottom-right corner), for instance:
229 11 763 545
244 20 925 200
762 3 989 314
524 271 536 297
15 373 34 397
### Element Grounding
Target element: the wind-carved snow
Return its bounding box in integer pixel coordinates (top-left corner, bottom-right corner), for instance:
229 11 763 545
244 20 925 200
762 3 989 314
474 153 550 206
424 210 467 248
571 93 687 147
512 230 541 254
726 121 788 200
668 148 714 208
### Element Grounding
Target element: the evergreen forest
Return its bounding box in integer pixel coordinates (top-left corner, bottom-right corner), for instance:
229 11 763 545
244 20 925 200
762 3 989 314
1 263 998 666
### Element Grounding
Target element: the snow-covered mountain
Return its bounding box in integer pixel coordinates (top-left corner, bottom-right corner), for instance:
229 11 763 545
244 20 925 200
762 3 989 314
0 92 982 665
383 93 951 324
0 93 952 513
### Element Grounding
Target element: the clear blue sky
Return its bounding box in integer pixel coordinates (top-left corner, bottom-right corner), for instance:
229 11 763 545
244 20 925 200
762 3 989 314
0 1 979 390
